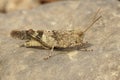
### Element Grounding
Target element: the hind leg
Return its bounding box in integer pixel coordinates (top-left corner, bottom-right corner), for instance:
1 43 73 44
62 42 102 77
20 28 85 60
79 41 93 51
20 40 50 49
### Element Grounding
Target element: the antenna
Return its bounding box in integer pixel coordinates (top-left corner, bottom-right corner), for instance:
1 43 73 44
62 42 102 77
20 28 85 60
83 8 102 33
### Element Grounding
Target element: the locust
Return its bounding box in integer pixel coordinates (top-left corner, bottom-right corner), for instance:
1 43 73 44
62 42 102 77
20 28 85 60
10 8 101 60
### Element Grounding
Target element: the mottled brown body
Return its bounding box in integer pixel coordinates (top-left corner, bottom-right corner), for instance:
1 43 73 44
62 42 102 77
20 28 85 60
11 29 84 49
10 8 101 59
40 30 84 48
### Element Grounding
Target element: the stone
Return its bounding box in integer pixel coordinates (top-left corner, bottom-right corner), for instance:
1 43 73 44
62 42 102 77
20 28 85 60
0 0 120 80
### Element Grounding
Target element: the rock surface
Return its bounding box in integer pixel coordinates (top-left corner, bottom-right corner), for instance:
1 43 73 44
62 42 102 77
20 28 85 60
0 0 120 80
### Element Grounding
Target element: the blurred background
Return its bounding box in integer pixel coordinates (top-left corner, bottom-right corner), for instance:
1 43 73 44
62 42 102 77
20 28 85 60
0 0 59 13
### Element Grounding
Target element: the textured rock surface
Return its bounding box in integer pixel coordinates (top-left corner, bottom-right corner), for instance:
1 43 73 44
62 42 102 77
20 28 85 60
0 0 120 80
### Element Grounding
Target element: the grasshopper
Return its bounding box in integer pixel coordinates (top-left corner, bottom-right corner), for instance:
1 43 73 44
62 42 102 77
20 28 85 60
11 8 101 60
